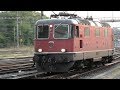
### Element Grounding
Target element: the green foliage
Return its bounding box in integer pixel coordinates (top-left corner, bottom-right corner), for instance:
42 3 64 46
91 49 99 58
0 33 6 47
0 11 48 48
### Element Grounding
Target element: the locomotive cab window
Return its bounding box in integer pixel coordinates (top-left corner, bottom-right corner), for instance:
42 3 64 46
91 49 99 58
54 24 69 39
69 25 74 38
37 25 49 39
75 26 79 37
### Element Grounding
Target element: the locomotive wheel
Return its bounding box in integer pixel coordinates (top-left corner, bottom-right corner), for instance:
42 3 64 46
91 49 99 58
86 59 94 69
35 62 43 72
51 61 75 72
36 61 74 72
108 56 113 63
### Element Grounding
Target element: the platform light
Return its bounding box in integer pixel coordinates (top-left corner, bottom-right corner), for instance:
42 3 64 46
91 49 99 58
38 49 42 52
61 49 66 52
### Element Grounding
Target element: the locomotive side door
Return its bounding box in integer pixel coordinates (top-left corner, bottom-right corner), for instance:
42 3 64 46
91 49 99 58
73 25 84 60
79 25 83 49
74 25 83 51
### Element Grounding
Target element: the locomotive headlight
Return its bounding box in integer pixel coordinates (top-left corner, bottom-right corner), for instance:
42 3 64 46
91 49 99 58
50 25 52 27
61 49 66 52
38 49 42 52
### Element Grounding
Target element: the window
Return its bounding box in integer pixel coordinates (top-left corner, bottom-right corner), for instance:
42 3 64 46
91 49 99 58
95 28 100 36
54 24 69 39
104 29 108 37
75 26 79 37
34 26 37 39
80 40 83 48
37 25 49 39
84 27 90 37
69 25 74 38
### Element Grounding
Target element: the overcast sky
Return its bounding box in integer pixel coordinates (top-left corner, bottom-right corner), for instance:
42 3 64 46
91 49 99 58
43 11 120 18
43 11 120 27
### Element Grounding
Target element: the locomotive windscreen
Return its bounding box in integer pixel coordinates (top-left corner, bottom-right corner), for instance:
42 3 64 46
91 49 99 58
37 25 49 39
54 24 69 39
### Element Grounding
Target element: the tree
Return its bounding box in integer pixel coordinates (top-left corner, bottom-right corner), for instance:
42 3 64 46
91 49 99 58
0 11 48 48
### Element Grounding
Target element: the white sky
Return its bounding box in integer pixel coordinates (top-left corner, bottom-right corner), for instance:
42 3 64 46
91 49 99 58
42 11 120 27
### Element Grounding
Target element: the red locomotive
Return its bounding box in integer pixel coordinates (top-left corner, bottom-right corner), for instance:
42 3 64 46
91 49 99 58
33 12 114 72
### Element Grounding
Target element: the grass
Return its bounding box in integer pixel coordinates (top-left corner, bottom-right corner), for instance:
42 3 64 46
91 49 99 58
0 46 34 59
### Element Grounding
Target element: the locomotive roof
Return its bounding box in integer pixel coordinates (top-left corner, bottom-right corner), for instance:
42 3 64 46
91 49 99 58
35 18 111 27
35 19 78 25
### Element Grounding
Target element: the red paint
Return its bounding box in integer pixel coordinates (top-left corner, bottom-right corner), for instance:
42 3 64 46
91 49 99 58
72 25 114 52
34 24 114 53
34 39 73 52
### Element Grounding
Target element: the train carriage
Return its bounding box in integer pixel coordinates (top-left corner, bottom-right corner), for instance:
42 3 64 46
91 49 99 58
33 12 114 72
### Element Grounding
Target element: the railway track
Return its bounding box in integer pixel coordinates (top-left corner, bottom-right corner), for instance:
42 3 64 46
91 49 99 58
0 57 35 75
1 51 120 79
33 52 120 79
1 59 120 79
65 60 120 79
0 70 42 79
